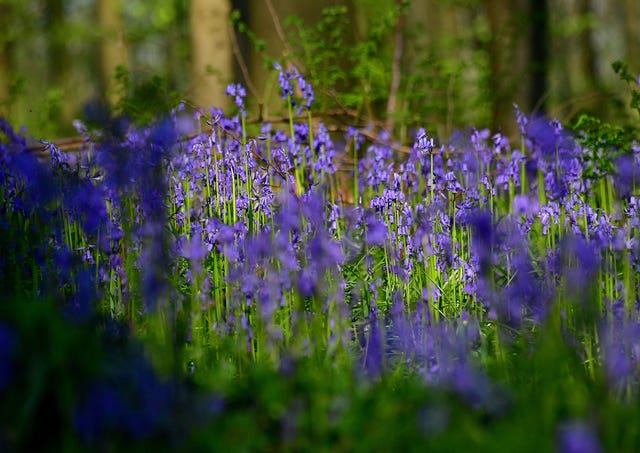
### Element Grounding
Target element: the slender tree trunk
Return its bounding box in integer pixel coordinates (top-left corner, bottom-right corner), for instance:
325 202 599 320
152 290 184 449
529 0 549 114
385 0 406 132
576 0 596 93
405 0 463 138
623 0 640 72
44 0 73 125
0 3 11 110
166 0 190 93
189 0 233 110
98 0 128 105
485 0 530 136
486 0 512 132
45 0 68 89
549 0 598 120
0 45 8 109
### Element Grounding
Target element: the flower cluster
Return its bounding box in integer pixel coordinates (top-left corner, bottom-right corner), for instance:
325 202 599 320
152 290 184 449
3 68 640 449
274 62 315 114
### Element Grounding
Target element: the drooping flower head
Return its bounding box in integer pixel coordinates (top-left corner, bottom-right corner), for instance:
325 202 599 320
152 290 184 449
225 83 247 118
274 62 296 101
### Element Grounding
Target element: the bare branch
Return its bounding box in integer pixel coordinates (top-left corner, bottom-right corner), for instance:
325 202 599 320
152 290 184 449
263 0 306 71
227 21 262 106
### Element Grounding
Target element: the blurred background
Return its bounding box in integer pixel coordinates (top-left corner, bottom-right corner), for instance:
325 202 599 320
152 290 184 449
0 0 638 140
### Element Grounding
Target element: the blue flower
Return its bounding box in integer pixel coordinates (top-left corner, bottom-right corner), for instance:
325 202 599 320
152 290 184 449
599 317 640 392
512 194 539 217
557 420 603 453
225 83 247 117
298 74 314 112
614 154 640 199
362 309 383 378
364 211 388 247
0 323 17 390
274 62 295 100
74 352 174 444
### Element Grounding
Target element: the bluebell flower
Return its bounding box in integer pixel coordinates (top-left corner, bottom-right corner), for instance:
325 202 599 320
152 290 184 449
307 232 344 270
413 128 434 155
297 72 314 112
599 317 640 393
557 420 603 453
0 323 17 390
225 83 247 118
297 267 318 298
512 194 539 217
467 209 494 275
74 353 174 445
362 309 384 378
364 211 388 247
313 123 337 175
65 177 109 235
274 62 296 101
539 202 561 235
182 234 207 274
614 154 640 199
561 234 601 293
64 269 100 322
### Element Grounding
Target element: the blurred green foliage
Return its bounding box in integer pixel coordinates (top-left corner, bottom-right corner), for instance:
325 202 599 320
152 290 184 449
612 60 640 116
112 65 182 126
0 1 639 143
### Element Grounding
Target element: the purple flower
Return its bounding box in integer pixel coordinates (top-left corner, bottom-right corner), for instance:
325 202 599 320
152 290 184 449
514 104 529 135
561 234 601 295
274 62 295 101
557 420 603 453
526 116 558 158
413 128 434 154
313 122 337 175
512 194 539 217
297 73 314 112
390 307 504 411
297 267 318 298
0 118 27 155
307 232 344 270
362 310 384 378
64 269 101 322
614 154 640 199
364 211 388 246
182 234 208 274
539 202 560 235
503 252 553 325
66 178 109 235
599 317 640 392
466 209 494 275
5 151 60 215
74 354 173 444
0 323 17 390
225 83 247 117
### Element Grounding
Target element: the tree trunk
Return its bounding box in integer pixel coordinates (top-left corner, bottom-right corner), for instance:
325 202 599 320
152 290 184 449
529 0 549 114
548 0 597 121
45 0 68 89
0 3 11 110
44 0 73 124
166 0 190 93
98 0 128 105
189 0 233 110
623 0 640 75
485 0 531 136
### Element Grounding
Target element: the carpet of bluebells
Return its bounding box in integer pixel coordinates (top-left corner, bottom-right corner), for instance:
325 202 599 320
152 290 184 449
1 65 640 452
